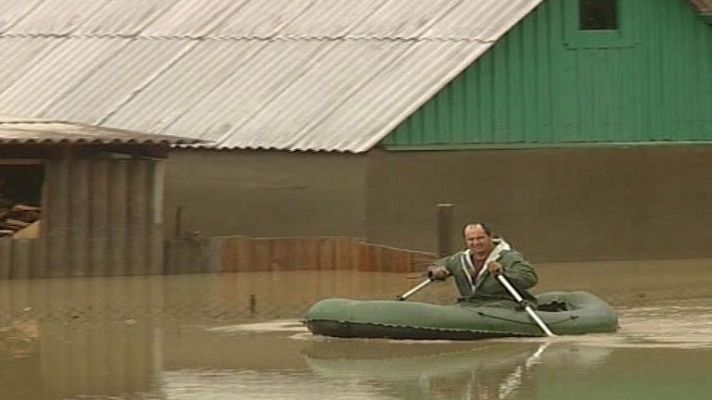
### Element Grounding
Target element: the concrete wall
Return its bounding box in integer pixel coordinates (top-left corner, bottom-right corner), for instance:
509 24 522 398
366 147 712 262
164 150 367 240
165 146 712 263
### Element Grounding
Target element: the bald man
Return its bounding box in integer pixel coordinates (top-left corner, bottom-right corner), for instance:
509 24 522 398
428 223 538 308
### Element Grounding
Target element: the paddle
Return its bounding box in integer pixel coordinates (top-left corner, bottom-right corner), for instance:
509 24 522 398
397 278 433 301
495 273 556 337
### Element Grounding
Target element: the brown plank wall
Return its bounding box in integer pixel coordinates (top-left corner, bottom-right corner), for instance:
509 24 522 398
165 236 437 274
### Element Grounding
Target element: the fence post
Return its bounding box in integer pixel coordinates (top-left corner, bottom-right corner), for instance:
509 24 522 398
249 294 256 317
436 204 454 258
175 206 183 237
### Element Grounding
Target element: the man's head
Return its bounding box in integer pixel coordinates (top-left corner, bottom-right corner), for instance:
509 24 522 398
463 223 495 259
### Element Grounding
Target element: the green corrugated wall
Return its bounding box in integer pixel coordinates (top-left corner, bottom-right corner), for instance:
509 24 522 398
383 0 712 148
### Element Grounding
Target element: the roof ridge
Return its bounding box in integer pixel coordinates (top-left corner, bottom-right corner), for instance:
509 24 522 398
0 32 491 43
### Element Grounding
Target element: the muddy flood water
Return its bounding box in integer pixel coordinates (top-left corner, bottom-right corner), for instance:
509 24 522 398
1 259 712 400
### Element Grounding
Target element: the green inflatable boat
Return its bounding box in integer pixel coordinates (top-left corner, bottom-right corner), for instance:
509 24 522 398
304 291 618 340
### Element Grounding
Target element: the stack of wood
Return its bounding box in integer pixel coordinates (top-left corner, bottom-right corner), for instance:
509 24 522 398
0 204 41 238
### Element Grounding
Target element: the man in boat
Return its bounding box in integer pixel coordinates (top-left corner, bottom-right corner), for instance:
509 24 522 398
428 223 538 308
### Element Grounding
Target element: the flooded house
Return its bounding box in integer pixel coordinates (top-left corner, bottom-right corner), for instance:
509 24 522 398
0 0 711 268
0 116 201 278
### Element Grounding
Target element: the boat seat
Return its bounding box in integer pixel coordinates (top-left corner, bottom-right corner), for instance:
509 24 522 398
537 301 569 312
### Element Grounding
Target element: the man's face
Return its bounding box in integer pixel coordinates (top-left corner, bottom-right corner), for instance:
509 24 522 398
464 225 494 256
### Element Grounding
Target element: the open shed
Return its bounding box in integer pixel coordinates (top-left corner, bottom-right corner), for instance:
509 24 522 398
0 116 202 279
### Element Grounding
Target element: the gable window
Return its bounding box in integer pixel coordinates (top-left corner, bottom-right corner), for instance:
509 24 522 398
579 0 618 30
564 0 634 48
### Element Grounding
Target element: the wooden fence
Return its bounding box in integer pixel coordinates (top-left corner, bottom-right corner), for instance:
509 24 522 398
165 235 437 274
0 235 437 279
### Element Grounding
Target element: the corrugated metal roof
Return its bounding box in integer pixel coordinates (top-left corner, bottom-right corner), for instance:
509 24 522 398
0 115 204 145
0 0 543 153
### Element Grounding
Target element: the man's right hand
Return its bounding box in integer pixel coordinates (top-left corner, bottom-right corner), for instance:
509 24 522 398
427 267 450 281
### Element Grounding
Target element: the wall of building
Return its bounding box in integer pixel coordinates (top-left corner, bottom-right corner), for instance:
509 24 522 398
366 147 712 263
163 150 367 240
384 0 712 148
0 152 165 279
42 156 164 277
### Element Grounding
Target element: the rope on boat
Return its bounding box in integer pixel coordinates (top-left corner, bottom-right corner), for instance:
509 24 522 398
476 311 579 326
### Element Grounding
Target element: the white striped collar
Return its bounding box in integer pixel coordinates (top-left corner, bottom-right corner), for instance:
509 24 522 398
463 238 511 280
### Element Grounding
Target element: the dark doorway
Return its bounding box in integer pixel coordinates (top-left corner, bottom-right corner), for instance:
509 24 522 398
0 163 43 238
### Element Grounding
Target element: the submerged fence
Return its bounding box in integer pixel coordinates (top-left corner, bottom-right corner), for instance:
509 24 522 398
165 235 437 275
0 235 436 280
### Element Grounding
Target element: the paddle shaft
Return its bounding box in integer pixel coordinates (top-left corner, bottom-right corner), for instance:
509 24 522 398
397 278 433 301
496 274 556 337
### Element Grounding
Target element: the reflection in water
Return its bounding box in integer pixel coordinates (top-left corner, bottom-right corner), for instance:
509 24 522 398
0 262 711 400
0 277 164 400
498 341 550 399
303 339 611 400
0 321 161 400
161 369 396 400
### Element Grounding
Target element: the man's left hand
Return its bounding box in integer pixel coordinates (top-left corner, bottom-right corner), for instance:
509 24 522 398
487 261 503 275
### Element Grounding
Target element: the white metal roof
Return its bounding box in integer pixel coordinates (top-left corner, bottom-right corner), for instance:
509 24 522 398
0 0 543 152
0 115 203 145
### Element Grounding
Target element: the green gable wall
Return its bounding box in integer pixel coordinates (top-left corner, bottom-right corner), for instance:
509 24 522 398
383 0 712 149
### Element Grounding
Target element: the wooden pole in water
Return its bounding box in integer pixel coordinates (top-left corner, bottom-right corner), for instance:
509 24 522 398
175 206 183 237
436 204 454 258
249 294 256 317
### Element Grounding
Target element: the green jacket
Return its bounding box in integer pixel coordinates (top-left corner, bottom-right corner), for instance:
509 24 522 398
433 239 538 307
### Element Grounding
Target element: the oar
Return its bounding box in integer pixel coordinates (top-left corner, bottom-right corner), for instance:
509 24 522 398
499 341 552 398
496 274 556 337
397 278 433 301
